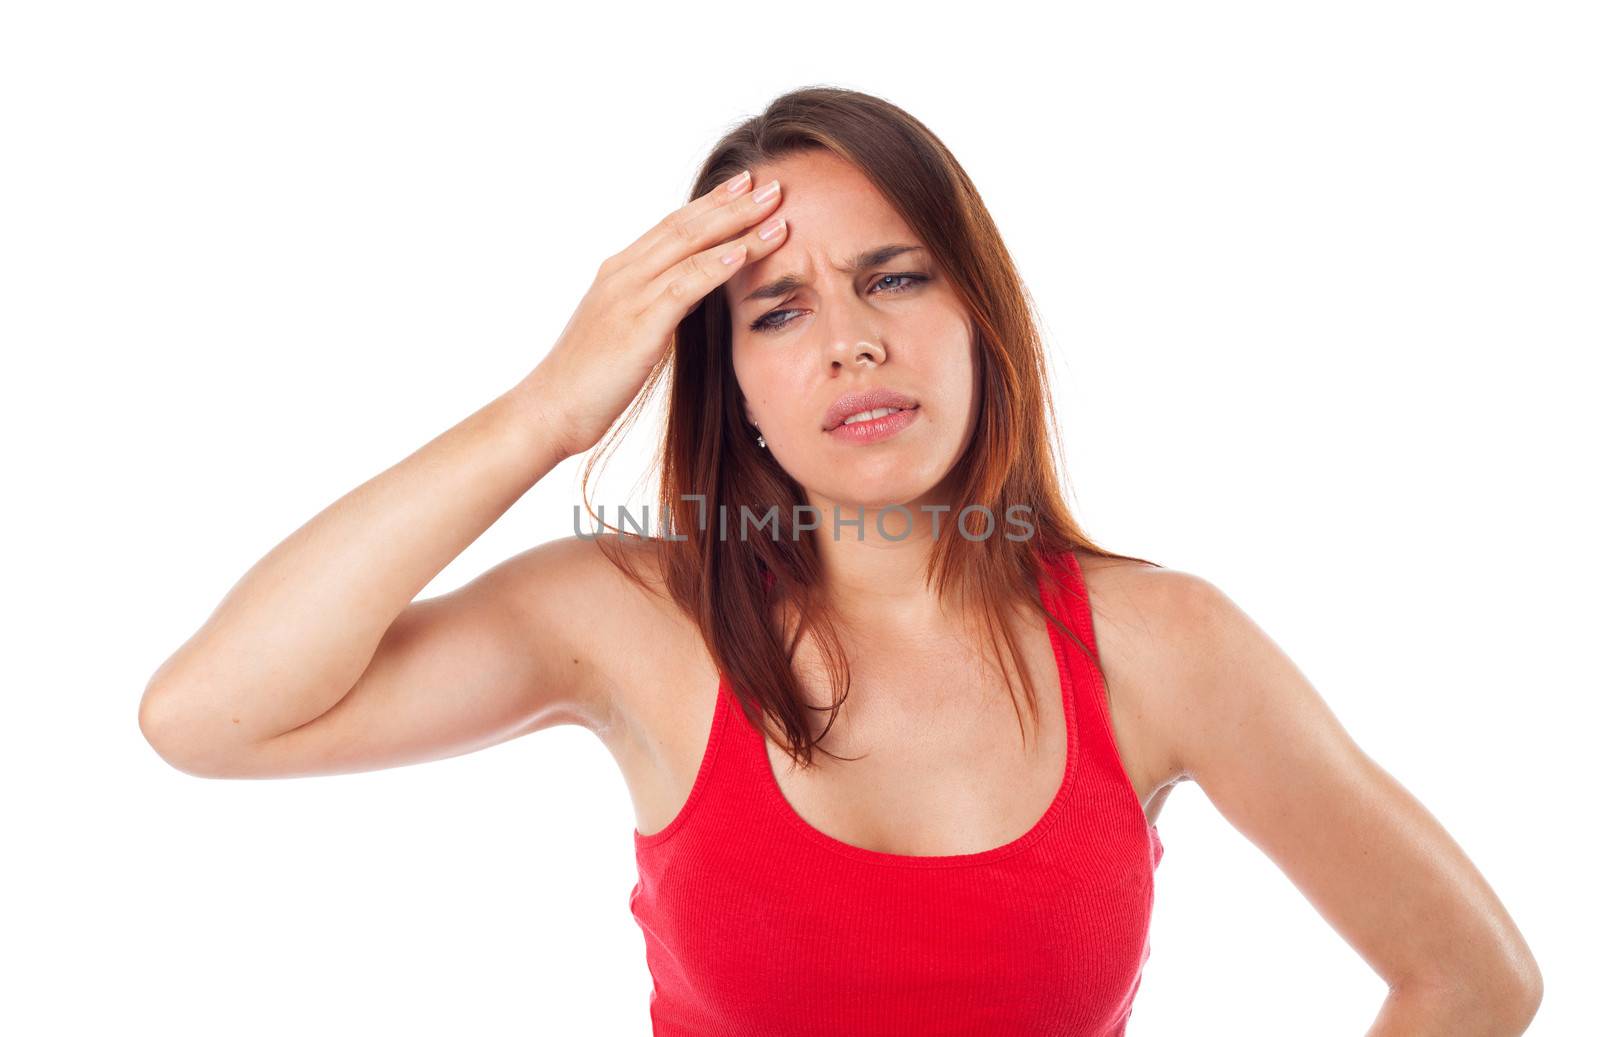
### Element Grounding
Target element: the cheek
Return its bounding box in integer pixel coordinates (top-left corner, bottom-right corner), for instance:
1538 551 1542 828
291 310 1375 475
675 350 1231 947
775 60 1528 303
921 310 978 383
929 315 980 429
731 345 801 424
731 344 772 393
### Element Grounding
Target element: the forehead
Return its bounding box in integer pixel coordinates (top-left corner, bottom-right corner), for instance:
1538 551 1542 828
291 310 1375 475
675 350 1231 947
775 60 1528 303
728 152 919 289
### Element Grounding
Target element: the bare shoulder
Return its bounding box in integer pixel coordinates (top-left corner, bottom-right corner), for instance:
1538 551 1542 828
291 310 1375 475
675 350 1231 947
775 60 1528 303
1073 549 1221 624
1074 549 1330 788
1070 549 1235 791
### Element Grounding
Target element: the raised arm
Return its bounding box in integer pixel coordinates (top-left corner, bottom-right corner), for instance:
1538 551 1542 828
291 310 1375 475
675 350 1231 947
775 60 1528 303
135 381 586 778
138 164 791 780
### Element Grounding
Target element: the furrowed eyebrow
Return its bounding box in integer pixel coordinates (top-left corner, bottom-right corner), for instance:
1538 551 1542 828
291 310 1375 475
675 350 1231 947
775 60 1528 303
739 244 925 305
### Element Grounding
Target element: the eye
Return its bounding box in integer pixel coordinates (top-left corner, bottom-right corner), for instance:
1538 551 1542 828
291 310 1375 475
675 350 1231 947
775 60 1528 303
747 273 930 334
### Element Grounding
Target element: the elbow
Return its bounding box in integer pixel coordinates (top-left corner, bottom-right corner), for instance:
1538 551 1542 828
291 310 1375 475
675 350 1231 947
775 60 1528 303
1390 952 1544 1035
138 681 197 774
1479 974 1543 1037
138 679 177 757
1504 956 1544 1032
138 680 238 779
1485 939 1545 1031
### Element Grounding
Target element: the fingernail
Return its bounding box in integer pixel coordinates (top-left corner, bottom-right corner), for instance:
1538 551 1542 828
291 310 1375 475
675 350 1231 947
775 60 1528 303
724 169 752 196
752 179 780 204
758 216 785 241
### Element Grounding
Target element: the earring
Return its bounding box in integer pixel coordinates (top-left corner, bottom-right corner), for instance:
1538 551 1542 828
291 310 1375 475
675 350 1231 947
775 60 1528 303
756 433 767 449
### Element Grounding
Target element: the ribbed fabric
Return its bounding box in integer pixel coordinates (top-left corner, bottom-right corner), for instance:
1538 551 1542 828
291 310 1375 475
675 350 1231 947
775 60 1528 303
629 549 1163 1036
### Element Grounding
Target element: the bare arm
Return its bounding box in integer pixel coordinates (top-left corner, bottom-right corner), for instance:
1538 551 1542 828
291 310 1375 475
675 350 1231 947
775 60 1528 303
137 376 586 777
1133 569 1543 1034
139 165 790 779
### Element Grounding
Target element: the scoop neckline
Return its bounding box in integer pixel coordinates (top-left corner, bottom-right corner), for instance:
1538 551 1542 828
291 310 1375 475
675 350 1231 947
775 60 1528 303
748 563 1083 870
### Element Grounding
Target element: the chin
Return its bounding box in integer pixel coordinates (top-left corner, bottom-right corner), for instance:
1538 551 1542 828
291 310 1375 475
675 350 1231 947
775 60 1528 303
811 474 942 514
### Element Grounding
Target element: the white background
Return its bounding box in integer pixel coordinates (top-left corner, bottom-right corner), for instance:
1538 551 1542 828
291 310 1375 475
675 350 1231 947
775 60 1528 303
4 1 1594 1033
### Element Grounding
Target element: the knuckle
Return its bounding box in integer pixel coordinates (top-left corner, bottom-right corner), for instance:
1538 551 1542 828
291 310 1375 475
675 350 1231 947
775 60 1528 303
666 212 696 247
586 270 617 305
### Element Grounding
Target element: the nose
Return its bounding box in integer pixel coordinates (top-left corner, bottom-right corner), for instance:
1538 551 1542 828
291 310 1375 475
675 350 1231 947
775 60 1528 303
828 334 886 369
838 340 889 368
814 281 888 369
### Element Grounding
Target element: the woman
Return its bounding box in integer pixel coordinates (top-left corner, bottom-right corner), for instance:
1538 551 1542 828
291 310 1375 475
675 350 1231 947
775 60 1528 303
138 87 1542 1035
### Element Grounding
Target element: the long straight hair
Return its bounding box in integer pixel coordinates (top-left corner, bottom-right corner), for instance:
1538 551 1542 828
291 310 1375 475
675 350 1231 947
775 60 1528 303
579 85 1161 769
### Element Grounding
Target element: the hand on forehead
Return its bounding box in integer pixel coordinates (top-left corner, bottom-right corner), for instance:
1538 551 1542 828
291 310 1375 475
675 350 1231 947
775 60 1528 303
728 153 921 298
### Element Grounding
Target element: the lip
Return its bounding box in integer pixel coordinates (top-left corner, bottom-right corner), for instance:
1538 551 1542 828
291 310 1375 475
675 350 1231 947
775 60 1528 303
826 405 920 445
822 387 920 432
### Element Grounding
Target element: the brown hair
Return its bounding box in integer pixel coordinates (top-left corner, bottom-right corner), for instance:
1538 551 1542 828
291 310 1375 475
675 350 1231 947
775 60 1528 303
578 85 1161 769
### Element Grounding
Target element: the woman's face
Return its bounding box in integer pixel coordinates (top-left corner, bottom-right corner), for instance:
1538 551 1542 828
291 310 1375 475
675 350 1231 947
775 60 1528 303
725 151 980 513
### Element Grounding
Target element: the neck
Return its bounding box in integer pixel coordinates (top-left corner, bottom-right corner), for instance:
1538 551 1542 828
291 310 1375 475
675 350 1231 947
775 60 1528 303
806 493 979 636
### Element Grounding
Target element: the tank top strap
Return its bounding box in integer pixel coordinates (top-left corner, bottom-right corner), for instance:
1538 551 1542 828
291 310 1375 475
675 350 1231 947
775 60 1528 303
1037 548 1098 671
1038 547 1120 759
1040 547 1164 866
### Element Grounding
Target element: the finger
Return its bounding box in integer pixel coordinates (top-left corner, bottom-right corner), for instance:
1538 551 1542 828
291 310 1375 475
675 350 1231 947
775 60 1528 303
616 174 784 294
631 175 784 285
637 212 789 336
605 169 756 283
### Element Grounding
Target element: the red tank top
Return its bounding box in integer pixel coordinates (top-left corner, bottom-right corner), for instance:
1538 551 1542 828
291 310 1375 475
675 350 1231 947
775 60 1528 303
628 549 1164 1036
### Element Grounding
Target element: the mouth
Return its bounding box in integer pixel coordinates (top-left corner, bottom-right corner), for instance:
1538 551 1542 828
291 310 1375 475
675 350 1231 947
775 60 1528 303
822 388 920 432
825 404 921 444
830 404 918 429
